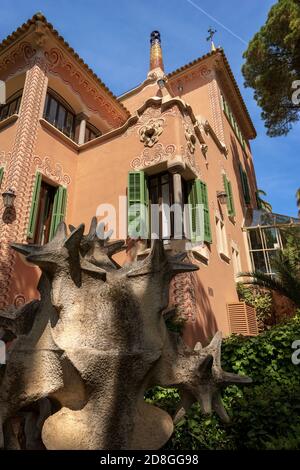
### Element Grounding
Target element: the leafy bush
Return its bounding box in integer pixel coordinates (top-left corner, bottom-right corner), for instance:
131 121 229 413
147 314 300 449
237 283 273 330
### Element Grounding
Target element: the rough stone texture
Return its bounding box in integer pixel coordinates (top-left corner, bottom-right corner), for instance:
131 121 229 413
0 218 251 450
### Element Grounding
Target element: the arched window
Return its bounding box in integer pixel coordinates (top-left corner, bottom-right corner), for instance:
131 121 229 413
43 89 75 139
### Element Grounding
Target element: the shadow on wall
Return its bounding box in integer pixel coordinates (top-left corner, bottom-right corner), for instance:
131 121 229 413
230 135 256 211
182 269 218 349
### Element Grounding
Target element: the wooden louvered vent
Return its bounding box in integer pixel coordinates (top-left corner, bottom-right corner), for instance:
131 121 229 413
227 302 258 336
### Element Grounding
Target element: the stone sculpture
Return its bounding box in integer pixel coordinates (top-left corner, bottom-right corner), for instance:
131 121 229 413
0 218 251 449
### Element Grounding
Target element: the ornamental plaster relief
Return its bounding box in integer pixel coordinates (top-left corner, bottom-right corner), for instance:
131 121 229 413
0 42 36 80
0 56 48 310
44 47 124 127
33 155 71 185
124 105 179 138
0 150 11 165
130 141 200 177
169 65 212 95
131 143 176 170
0 37 125 128
208 77 225 143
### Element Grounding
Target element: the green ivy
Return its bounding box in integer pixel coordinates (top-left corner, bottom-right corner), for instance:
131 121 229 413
147 314 300 449
237 283 273 330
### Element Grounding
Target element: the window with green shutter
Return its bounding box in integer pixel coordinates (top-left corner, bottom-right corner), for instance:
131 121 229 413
127 171 149 238
188 179 212 243
49 185 67 240
239 163 251 204
223 174 236 217
221 93 248 151
0 167 4 187
27 172 42 239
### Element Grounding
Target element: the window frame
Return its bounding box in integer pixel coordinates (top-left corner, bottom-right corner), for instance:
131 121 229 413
221 92 248 151
247 226 283 276
43 89 76 140
85 122 102 142
0 89 22 122
215 215 229 260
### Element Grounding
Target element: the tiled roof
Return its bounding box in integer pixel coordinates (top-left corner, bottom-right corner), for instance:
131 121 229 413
167 48 256 139
0 13 130 119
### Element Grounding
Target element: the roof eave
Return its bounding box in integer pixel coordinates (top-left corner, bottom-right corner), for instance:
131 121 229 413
0 13 130 121
167 48 256 140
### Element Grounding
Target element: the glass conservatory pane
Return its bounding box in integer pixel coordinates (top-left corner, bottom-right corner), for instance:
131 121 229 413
267 250 280 274
249 229 263 250
252 251 267 273
263 227 279 249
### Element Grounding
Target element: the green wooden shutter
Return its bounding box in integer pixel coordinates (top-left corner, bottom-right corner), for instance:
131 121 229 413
243 171 250 205
239 163 246 198
127 171 149 238
188 179 211 243
223 97 229 118
227 180 235 216
223 174 235 217
49 185 67 240
199 181 212 243
239 164 250 204
0 167 4 187
27 172 42 239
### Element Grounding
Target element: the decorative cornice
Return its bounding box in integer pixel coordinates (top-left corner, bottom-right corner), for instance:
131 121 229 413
0 41 36 79
0 13 130 124
167 49 256 140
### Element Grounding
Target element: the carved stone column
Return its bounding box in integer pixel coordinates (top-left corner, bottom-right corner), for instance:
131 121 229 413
77 113 88 145
169 173 197 324
0 53 49 310
172 172 184 243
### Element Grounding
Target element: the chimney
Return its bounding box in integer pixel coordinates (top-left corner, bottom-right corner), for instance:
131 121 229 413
149 31 164 72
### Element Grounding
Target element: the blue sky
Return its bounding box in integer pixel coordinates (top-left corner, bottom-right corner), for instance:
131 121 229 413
1 0 299 216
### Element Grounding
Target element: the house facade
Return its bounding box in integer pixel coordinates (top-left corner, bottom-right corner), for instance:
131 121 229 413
0 14 261 346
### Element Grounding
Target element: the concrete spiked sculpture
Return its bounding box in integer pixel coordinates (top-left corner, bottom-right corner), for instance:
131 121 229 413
0 218 251 450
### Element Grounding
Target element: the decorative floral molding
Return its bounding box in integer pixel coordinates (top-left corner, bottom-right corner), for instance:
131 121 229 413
139 119 164 147
131 143 176 170
0 42 36 77
131 141 200 177
34 155 71 185
44 47 124 127
170 66 212 94
184 122 197 154
125 105 178 138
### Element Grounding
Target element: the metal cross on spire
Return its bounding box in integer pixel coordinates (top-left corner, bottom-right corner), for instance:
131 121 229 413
206 27 217 51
